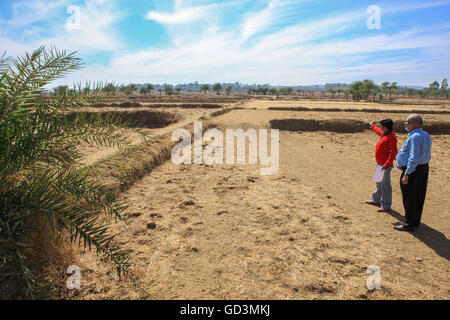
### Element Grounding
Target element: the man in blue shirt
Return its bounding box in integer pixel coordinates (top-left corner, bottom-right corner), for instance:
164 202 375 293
395 114 432 232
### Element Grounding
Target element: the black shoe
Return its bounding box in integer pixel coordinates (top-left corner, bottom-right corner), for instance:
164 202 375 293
394 224 415 232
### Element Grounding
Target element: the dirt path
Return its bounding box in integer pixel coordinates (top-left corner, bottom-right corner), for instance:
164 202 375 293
75 109 449 300
79 109 210 166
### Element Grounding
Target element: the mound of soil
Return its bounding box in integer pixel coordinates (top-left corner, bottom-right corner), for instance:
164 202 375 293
270 118 450 134
64 110 178 128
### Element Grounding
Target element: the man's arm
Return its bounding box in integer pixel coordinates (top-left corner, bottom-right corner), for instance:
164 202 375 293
384 137 398 168
370 124 383 136
405 135 421 175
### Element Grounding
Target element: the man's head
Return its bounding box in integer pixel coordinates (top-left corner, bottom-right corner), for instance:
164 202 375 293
380 118 393 132
405 114 423 132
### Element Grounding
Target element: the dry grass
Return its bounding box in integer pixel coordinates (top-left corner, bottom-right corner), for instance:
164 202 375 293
52 98 449 300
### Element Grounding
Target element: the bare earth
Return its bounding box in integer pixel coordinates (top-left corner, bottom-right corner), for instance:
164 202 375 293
71 99 450 300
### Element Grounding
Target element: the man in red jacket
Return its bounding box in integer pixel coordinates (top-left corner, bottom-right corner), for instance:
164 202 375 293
366 119 398 212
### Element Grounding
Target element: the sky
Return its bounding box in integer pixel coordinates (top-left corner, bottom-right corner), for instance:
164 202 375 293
1 0 449 87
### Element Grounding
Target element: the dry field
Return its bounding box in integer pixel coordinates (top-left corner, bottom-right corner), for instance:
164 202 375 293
62 98 449 300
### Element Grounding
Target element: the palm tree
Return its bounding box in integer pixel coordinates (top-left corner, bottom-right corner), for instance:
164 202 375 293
54 85 69 96
389 82 398 100
429 81 440 98
200 84 210 95
381 81 398 101
158 88 163 95
213 83 222 95
344 89 351 100
129 84 138 95
164 85 174 95
102 83 117 94
362 80 376 101
225 86 232 96
0 46 138 299
350 81 363 101
175 87 182 95
381 82 390 100
441 78 448 98
142 84 154 95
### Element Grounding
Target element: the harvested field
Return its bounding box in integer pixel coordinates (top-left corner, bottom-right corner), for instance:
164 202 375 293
127 94 250 104
240 99 449 111
268 106 450 115
90 102 225 109
64 100 449 300
218 109 450 127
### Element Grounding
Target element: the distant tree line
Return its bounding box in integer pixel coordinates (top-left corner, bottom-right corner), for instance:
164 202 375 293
51 78 449 100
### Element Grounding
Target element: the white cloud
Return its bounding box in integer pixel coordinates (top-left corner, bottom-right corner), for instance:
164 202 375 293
241 0 280 41
59 8 449 86
9 0 72 27
145 1 218 25
1 0 123 55
146 6 209 24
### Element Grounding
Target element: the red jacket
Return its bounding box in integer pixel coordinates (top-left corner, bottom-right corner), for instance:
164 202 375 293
370 125 398 167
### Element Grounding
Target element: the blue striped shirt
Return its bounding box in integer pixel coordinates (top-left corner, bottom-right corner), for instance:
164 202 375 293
395 128 432 175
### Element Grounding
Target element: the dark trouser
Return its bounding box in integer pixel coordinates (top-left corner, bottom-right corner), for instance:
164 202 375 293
400 164 429 227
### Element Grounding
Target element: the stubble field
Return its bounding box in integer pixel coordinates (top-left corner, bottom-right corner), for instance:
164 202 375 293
61 96 449 300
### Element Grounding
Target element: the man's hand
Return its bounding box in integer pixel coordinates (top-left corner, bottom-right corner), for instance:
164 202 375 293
368 121 375 126
382 166 388 171
402 174 409 185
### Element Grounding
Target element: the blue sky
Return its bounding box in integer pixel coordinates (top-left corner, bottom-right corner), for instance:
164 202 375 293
1 0 449 86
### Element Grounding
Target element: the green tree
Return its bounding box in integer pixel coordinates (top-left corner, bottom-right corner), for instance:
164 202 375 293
54 85 69 96
200 84 210 94
225 85 232 96
0 46 138 299
175 87 182 95
429 81 440 98
129 84 138 95
102 83 117 94
350 81 363 101
164 85 174 95
388 82 398 100
361 80 376 101
429 80 440 90
213 83 222 95
140 84 154 95
440 78 448 98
